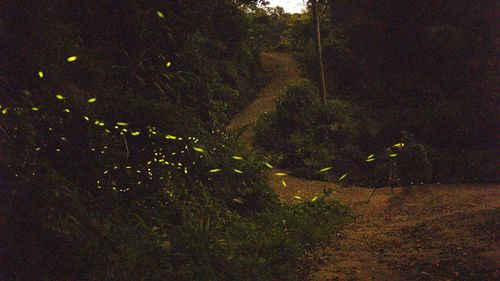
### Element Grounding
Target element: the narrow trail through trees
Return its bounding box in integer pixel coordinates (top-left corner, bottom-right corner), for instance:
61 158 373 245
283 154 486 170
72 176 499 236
226 51 299 148
228 51 500 280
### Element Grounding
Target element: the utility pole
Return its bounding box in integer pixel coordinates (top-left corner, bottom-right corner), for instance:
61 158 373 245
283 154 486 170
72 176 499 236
310 0 327 107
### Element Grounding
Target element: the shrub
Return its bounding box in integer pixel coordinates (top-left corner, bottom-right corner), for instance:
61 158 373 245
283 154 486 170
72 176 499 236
0 2 354 280
254 111 284 151
276 79 322 137
286 1 497 184
255 79 380 183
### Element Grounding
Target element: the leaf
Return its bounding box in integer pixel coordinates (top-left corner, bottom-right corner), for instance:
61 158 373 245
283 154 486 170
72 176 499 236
55 94 65 100
232 155 244 160
66 56 78 62
311 196 318 202
389 153 398 157
281 180 286 187
166 61 172 68
116 122 128 126
87 98 97 103
366 158 375 162
131 131 140 136
274 172 287 176
209 169 221 173
233 169 243 174
367 154 375 159
38 71 43 78
165 134 177 139
31 107 39 111
339 173 348 181
293 195 302 200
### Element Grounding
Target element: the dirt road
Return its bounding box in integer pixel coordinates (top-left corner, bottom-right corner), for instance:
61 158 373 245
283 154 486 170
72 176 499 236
228 51 500 280
271 177 500 280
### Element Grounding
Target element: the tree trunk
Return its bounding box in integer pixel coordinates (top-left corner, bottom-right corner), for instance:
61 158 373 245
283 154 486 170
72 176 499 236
311 0 327 107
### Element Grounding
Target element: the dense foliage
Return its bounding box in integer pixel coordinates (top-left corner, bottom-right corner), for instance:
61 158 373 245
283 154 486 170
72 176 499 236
278 0 498 184
255 79 379 183
0 1 351 280
247 5 291 49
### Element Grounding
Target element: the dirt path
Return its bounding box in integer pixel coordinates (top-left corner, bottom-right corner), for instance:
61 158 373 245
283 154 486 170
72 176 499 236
226 51 299 147
272 180 500 281
228 52 500 280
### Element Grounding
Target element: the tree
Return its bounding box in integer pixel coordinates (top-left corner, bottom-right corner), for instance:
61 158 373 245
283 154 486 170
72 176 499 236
310 0 327 107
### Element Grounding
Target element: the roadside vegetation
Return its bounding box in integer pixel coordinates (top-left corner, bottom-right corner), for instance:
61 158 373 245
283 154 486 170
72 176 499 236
1 0 496 280
255 1 497 185
0 1 351 280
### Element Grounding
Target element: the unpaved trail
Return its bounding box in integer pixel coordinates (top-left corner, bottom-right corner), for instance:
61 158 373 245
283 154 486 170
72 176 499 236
272 180 500 281
228 51 500 280
226 51 299 147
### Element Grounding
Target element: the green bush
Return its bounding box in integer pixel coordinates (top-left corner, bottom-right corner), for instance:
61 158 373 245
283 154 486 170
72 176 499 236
254 111 284 151
276 79 322 137
1 94 353 280
255 79 380 183
286 1 497 184
0 3 354 280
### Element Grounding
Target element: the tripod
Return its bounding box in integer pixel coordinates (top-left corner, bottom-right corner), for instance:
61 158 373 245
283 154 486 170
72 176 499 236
367 157 416 203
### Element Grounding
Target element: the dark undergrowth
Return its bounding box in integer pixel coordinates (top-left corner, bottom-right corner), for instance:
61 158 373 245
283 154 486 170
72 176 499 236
0 1 352 280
